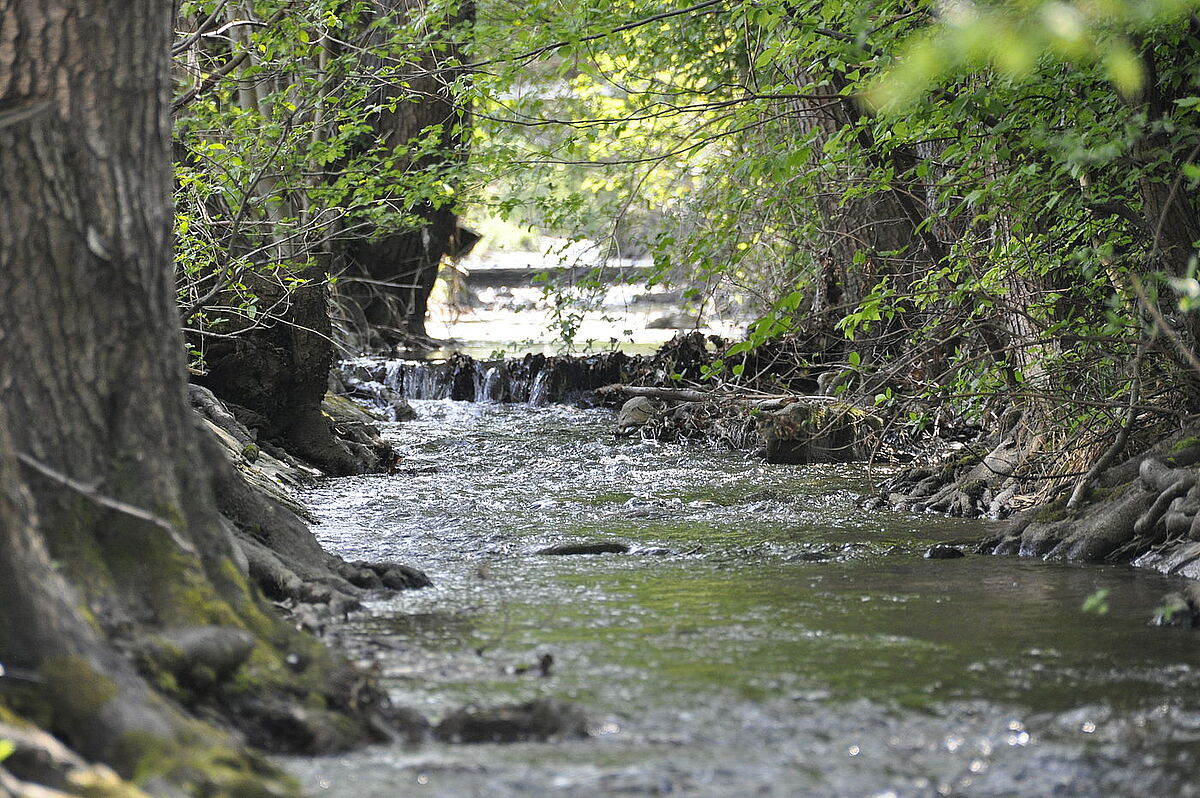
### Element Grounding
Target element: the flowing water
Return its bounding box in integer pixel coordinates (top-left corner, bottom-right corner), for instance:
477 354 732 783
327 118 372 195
287 400 1200 797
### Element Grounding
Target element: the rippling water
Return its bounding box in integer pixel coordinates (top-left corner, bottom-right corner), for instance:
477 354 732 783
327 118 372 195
287 400 1200 797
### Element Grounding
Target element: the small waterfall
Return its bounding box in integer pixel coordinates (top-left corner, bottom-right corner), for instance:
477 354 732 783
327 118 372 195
384 359 404 391
340 349 633 408
527 369 552 406
481 366 505 402
470 361 488 402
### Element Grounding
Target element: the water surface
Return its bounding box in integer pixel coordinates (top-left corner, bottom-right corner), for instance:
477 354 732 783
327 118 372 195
289 401 1200 797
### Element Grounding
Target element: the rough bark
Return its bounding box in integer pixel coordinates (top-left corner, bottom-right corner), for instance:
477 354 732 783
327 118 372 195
0 0 238 637
336 0 475 348
0 409 177 770
798 70 918 322
0 1 393 790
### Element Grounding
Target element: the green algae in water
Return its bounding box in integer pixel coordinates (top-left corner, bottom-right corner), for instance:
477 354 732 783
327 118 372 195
292 400 1200 798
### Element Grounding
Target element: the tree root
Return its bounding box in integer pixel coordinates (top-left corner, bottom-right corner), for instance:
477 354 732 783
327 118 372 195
980 438 1200 570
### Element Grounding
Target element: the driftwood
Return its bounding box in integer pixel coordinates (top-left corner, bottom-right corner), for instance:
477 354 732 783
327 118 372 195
596 383 841 410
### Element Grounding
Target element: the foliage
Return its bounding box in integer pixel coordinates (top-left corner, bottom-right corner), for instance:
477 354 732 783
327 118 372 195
170 0 1200 473
172 0 471 363
462 0 1200 474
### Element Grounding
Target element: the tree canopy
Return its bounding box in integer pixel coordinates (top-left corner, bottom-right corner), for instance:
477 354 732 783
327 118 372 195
171 0 1200 481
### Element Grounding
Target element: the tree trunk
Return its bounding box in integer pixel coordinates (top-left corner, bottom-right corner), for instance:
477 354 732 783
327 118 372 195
0 409 179 769
0 1 376 788
0 0 238 641
338 0 474 348
194 261 388 476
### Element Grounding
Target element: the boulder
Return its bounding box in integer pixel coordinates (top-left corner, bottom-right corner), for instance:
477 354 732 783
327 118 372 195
537 542 630 556
345 560 433 590
923 544 966 560
433 699 588 743
137 626 255 686
615 396 661 436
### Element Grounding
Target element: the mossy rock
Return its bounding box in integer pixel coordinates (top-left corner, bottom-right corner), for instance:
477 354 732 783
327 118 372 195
1166 435 1200 467
39 658 119 729
1169 435 1200 455
321 394 382 426
118 732 301 797
962 479 987 501
1033 501 1068 524
136 626 256 691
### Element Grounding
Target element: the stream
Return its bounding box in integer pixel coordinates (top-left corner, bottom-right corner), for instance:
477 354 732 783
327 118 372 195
286 399 1200 797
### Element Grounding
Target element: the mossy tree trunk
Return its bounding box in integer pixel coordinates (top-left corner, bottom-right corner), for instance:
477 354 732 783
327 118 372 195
0 0 251 640
0 2 348 789
0 410 180 769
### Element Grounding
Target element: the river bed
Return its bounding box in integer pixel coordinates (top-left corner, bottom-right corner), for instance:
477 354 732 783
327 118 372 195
286 400 1200 797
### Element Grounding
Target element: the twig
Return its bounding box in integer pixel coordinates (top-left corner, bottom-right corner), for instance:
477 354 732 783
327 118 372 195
464 0 728 73
597 383 842 405
1066 347 1144 511
172 0 233 55
16 453 198 555
171 8 288 111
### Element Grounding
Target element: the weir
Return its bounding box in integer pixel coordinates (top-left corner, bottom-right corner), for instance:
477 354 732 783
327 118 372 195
341 351 635 405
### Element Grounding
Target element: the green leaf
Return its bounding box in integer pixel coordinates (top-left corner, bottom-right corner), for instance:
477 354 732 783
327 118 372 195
1082 589 1110 615
1104 45 1144 97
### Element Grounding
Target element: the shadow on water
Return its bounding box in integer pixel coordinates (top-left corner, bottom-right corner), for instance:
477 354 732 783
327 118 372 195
288 400 1200 797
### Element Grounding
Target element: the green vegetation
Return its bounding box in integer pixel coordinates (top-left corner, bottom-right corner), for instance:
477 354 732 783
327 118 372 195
468 0 1199 435
1082 587 1112 615
173 0 1200 476
173 0 472 358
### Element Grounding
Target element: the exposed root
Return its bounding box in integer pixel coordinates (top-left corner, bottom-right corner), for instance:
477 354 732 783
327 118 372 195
979 437 1200 571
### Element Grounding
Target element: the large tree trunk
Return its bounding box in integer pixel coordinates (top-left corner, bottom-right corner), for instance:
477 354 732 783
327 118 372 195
1135 39 1200 390
0 0 235 638
0 410 179 770
338 0 474 348
0 2 383 789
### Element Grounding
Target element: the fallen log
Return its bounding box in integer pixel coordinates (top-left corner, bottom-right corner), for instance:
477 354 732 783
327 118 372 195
596 383 842 409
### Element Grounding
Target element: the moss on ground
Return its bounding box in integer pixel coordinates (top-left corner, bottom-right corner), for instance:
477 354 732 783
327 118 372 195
40 657 119 728
1033 502 1068 524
